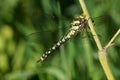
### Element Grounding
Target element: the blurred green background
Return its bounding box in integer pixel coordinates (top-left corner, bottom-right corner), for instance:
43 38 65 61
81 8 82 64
0 0 120 80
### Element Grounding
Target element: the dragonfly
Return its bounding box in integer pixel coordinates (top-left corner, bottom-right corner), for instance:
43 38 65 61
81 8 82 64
26 13 109 62
31 14 89 62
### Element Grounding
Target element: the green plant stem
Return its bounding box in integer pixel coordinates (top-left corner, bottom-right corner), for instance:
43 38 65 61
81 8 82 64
79 0 115 80
79 0 102 50
105 29 120 49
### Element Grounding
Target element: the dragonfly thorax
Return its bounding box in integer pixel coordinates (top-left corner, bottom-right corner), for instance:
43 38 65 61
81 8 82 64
71 16 88 32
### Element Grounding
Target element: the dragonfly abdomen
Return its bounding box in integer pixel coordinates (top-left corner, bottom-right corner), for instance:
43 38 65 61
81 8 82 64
40 30 74 61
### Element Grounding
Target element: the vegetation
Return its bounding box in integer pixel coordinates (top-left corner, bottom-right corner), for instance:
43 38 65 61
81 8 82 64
0 0 120 80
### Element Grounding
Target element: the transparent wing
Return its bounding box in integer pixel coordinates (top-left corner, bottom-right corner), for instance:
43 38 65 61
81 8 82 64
25 15 97 51
92 14 119 45
25 24 84 62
